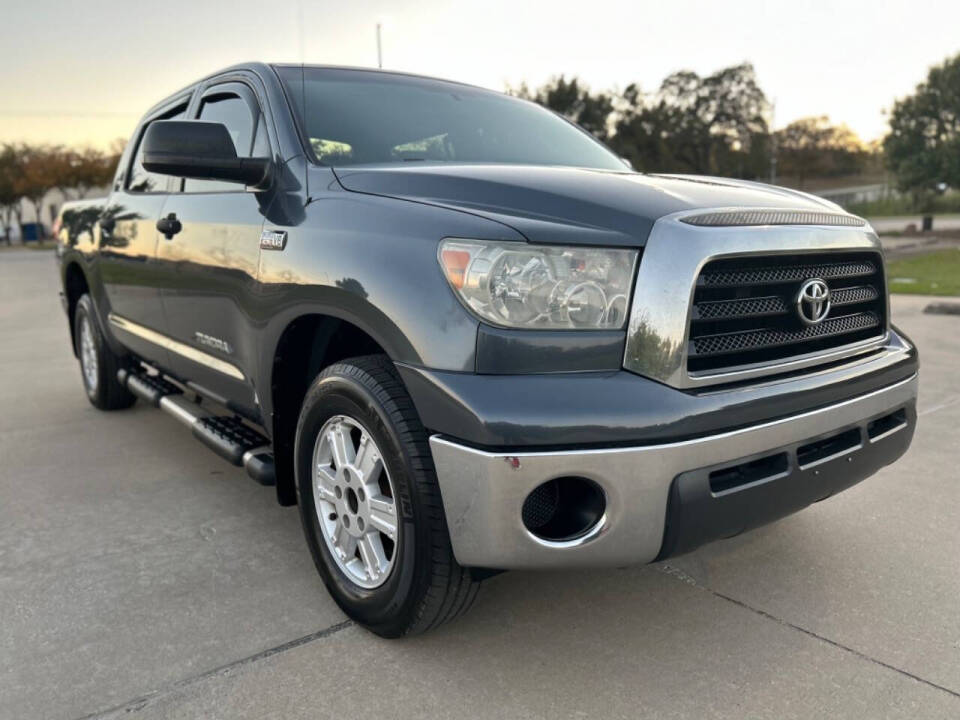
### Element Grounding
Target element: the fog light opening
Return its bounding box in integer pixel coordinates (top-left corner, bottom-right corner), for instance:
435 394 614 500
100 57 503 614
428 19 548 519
522 476 606 542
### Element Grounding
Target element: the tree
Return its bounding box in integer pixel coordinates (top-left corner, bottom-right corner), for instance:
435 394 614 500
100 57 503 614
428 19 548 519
775 116 868 187
514 64 771 177
610 63 770 177
0 145 19 245
50 146 117 200
0 141 122 244
512 76 614 141
884 53 960 229
606 84 677 171
13 144 60 239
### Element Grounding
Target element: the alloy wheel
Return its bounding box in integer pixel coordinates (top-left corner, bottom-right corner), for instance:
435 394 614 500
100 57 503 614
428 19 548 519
312 415 399 589
79 316 99 393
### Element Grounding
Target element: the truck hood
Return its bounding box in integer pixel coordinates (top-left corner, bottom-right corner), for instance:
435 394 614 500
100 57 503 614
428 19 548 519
330 164 839 246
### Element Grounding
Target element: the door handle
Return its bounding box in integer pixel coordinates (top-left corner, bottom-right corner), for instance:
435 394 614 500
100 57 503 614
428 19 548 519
157 213 182 240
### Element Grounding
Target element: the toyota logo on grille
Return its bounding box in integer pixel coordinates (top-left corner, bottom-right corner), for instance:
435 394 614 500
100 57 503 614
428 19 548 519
796 278 831 325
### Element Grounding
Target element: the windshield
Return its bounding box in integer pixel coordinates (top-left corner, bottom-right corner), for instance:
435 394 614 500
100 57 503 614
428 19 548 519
275 66 625 171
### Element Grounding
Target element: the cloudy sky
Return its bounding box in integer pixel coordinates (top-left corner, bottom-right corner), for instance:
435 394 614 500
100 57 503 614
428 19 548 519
2 0 957 149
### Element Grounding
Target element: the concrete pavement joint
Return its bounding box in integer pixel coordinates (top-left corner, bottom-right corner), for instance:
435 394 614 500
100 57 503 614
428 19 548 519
657 565 960 702
918 394 960 417
74 620 354 720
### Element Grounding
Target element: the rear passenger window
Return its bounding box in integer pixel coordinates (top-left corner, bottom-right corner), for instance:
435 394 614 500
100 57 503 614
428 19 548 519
126 105 186 193
183 94 258 193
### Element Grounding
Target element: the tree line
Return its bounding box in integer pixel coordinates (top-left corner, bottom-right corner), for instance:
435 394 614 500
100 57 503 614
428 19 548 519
0 142 122 243
1 52 957 243
514 52 960 218
511 62 878 184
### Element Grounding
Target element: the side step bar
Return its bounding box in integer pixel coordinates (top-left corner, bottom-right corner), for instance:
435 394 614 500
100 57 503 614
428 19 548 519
118 368 276 486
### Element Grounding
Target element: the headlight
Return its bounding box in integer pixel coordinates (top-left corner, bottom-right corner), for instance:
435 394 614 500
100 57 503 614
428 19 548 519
439 239 638 330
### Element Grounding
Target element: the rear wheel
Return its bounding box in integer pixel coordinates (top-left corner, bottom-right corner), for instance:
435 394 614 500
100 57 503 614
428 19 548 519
74 294 136 410
295 354 480 637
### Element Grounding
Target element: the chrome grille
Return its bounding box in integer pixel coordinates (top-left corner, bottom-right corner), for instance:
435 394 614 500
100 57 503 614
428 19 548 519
688 252 887 374
699 260 876 287
832 286 879 305
692 312 880 356
693 295 786 320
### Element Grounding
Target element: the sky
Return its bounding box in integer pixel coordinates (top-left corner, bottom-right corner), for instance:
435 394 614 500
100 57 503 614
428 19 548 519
2 0 958 149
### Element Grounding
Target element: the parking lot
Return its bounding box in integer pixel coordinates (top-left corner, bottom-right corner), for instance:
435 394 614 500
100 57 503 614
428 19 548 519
1 249 958 719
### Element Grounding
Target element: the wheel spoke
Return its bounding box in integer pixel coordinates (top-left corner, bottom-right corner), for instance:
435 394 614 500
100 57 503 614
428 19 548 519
358 534 387 580
368 496 397 538
335 523 357 559
314 465 338 501
327 423 356 470
354 433 382 483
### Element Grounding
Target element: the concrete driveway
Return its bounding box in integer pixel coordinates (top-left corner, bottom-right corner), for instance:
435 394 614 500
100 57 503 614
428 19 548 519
1 250 958 719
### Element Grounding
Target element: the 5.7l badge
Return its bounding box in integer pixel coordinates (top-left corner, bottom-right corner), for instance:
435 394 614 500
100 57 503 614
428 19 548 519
260 230 287 251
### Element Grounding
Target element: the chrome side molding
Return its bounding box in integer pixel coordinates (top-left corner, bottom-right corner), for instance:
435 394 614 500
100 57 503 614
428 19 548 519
108 313 245 380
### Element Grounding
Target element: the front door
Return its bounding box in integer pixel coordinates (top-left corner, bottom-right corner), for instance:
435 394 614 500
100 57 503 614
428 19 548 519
155 82 273 418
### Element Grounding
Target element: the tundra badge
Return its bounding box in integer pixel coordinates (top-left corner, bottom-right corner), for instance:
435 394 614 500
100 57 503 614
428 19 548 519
194 332 233 354
260 230 287 250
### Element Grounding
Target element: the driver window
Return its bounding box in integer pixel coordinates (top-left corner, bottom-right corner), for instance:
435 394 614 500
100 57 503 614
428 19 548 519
183 93 256 193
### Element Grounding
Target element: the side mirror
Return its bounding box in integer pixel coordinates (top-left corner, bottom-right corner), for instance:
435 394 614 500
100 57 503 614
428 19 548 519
142 120 272 189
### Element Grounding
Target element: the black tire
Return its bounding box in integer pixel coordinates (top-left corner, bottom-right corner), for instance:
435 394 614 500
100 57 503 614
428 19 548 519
74 294 136 411
295 354 480 637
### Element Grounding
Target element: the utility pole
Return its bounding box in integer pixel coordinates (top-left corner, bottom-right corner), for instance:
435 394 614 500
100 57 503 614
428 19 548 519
376 23 383 68
297 0 304 62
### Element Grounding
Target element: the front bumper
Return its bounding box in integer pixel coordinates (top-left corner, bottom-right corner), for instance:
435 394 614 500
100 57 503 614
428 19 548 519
429 373 917 569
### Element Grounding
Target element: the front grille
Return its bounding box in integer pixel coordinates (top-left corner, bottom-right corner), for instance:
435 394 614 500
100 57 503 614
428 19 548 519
700 259 876 287
688 252 887 374
692 312 880 356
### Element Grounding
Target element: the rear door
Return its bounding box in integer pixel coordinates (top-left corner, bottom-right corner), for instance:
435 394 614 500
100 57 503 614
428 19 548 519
99 98 189 365
154 81 272 416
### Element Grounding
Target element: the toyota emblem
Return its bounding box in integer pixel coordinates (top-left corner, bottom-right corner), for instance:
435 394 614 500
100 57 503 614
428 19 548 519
796 278 831 325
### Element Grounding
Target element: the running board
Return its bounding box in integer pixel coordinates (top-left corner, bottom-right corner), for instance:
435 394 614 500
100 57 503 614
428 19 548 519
118 368 181 407
118 368 276 486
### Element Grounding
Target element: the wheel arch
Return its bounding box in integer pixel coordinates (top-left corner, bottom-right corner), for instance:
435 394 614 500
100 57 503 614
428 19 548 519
268 312 397 505
63 261 90 355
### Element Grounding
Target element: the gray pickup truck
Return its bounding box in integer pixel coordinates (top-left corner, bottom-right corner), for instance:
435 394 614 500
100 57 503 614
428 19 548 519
56 63 918 637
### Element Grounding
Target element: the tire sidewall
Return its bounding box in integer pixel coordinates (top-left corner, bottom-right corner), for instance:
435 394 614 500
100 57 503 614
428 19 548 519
295 370 426 630
74 295 105 404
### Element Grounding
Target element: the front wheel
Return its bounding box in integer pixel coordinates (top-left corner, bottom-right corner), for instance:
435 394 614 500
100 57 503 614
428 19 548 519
295 355 480 637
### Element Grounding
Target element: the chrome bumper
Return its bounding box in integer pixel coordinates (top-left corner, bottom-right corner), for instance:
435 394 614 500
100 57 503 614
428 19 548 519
429 373 918 569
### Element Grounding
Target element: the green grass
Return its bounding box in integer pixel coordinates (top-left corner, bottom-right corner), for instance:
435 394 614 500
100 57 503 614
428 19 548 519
848 191 960 217
887 248 960 296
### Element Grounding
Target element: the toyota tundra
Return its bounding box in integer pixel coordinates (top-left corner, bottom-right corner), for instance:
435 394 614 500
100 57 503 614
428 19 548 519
55 63 918 637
